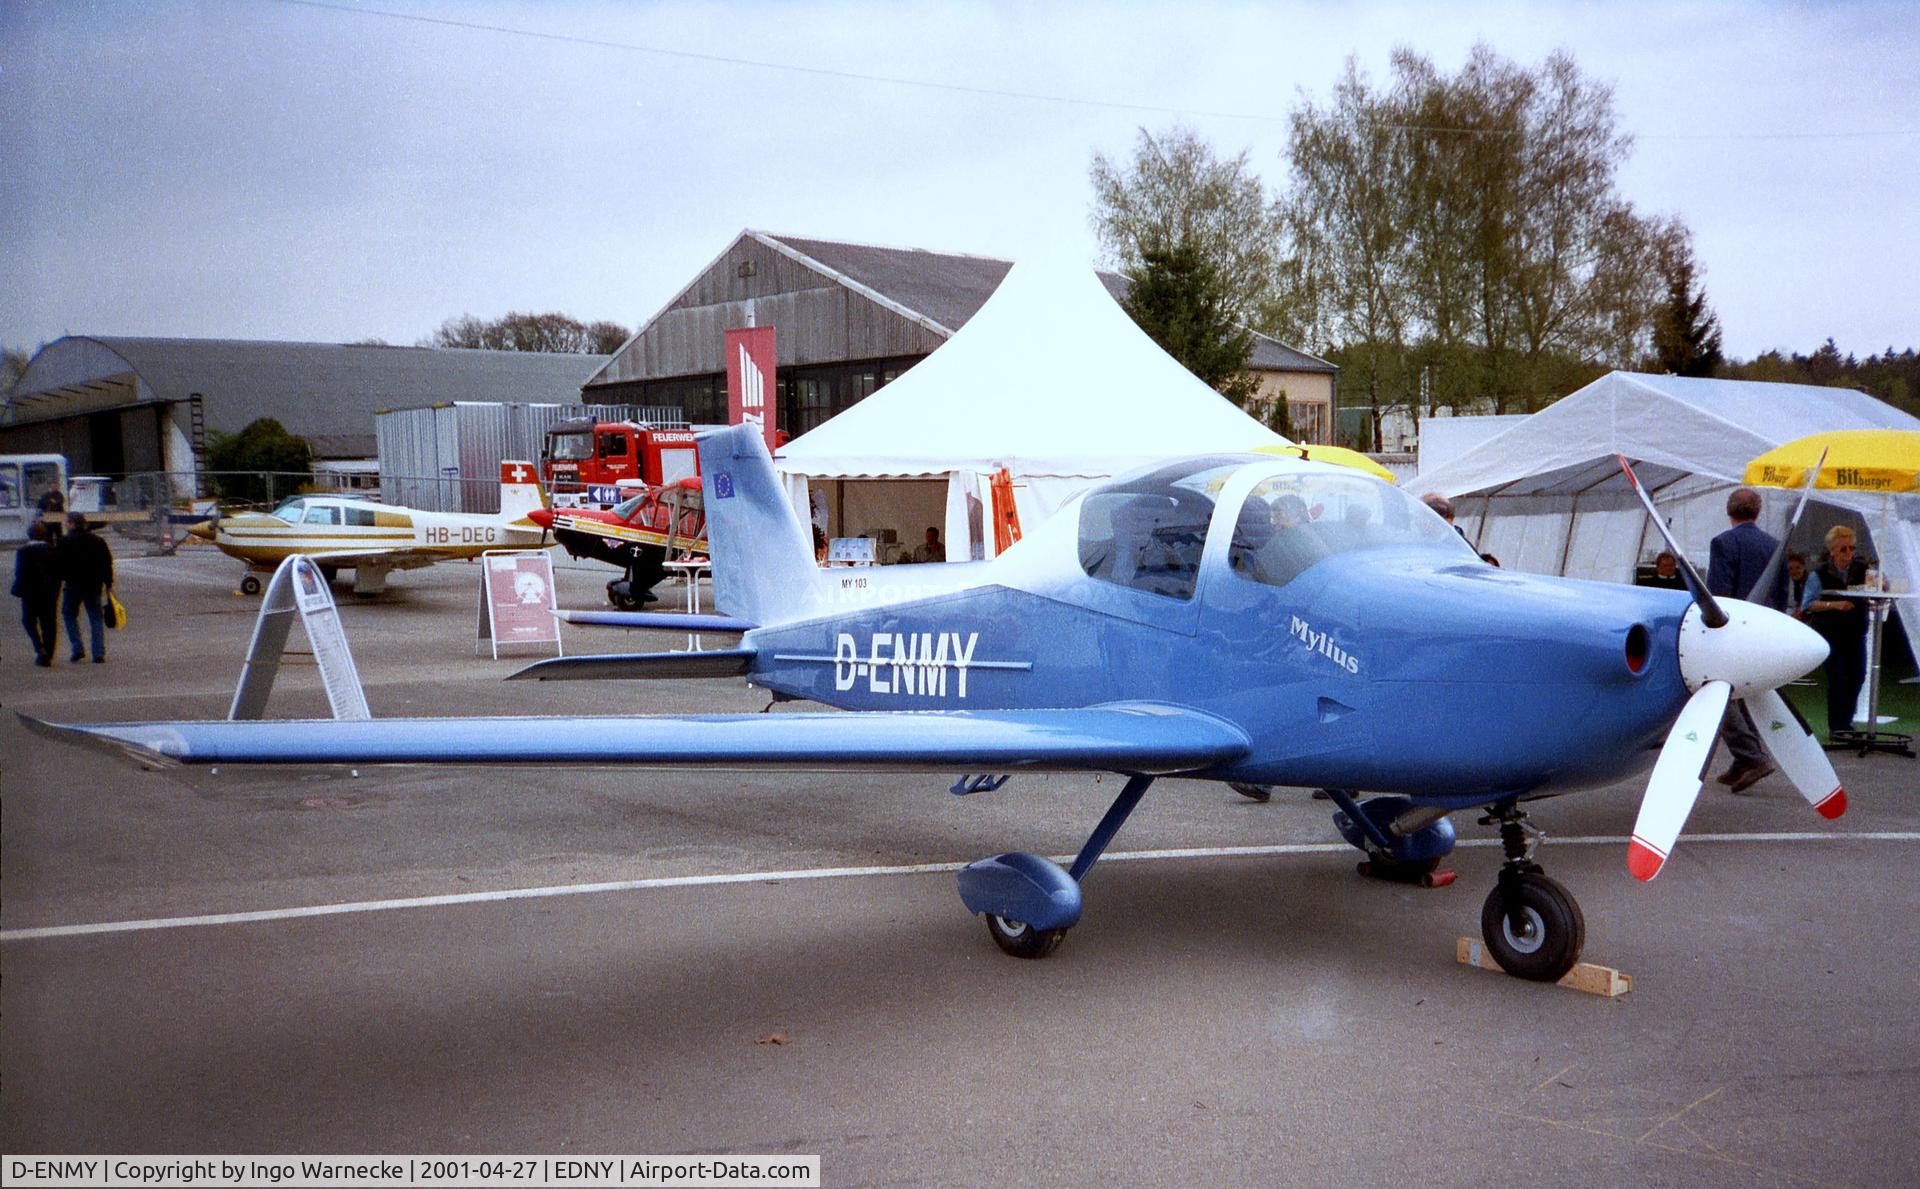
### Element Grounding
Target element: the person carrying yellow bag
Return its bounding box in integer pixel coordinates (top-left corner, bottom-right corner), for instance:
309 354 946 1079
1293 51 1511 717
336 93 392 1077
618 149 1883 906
56 512 115 664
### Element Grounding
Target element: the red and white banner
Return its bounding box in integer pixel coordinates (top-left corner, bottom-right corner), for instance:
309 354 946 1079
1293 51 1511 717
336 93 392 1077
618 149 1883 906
725 325 778 452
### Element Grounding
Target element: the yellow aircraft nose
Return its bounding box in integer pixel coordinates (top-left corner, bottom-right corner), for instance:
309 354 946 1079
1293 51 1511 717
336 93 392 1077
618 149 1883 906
187 519 216 542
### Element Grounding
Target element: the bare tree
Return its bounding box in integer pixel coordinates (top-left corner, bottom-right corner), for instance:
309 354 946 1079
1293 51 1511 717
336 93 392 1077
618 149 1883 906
1089 125 1281 319
427 312 630 354
1276 58 1423 441
1279 44 1694 426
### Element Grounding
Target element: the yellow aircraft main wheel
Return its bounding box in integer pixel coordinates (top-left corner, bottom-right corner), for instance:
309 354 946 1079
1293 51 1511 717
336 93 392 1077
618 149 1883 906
240 575 262 595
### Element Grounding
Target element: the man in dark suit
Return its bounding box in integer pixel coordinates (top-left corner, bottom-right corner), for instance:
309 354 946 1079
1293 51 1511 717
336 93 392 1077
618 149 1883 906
1707 487 1789 791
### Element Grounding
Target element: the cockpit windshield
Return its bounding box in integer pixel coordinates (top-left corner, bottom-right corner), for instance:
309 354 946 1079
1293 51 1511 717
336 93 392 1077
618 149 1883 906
1229 472 1473 587
609 494 646 519
271 498 307 522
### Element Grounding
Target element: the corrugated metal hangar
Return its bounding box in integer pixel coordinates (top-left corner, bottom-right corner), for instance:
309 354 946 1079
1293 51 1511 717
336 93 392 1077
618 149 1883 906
2 232 1340 491
587 230 1339 442
1 338 607 477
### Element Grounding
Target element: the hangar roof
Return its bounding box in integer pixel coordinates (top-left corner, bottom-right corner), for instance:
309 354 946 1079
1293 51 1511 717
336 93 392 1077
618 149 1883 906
588 230 1334 387
764 232 1335 373
6 336 608 437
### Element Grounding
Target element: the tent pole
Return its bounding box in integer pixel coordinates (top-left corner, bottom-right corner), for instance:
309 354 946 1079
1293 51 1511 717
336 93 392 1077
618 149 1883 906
1558 490 1581 577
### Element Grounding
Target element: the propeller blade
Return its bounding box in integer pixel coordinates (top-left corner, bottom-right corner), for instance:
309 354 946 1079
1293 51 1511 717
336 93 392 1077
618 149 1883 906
1629 680 1732 881
1617 454 1728 628
1748 446 1828 612
1746 687 1848 819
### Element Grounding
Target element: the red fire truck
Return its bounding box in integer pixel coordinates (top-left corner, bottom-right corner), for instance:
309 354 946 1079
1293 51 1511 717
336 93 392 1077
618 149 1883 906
538 417 709 608
542 417 701 509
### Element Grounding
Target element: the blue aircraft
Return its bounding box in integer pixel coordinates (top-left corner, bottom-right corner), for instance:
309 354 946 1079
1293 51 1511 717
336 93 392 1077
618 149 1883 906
29 426 1845 982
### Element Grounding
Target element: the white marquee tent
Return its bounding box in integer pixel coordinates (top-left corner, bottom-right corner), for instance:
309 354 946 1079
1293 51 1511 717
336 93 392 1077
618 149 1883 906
1409 371 1920 660
774 258 1289 560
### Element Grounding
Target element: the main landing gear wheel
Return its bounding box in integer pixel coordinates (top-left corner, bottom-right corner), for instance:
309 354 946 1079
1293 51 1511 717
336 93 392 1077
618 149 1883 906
239 575 262 595
1229 781 1273 802
1479 870 1585 982
606 581 642 611
985 914 1065 959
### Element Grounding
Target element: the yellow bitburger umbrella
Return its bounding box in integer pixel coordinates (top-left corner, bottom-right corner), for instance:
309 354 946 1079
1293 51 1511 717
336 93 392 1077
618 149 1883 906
1744 429 1920 493
1253 443 1397 483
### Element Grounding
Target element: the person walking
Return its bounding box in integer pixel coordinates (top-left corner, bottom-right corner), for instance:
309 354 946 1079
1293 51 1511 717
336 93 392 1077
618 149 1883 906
57 512 114 663
1707 487 1788 792
36 482 67 546
12 519 63 666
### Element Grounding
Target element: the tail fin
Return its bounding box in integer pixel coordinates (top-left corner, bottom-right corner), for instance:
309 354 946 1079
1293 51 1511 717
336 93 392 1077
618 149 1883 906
499 460 548 522
698 425 821 625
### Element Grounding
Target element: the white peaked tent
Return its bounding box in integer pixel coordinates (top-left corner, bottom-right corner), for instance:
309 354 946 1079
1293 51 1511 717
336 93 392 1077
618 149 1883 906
1409 371 1920 660
774 257 1289 559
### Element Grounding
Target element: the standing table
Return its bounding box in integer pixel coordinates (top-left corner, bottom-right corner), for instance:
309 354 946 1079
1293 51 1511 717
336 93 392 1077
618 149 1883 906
1829 588 1917 758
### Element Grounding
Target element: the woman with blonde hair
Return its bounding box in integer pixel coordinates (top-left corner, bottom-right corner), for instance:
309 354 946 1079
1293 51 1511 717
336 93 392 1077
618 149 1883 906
1801 525 1870 736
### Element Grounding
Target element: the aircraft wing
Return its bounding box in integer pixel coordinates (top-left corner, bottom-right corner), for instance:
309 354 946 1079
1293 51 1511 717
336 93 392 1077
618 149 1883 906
301 548 445 571
21 703 1249 776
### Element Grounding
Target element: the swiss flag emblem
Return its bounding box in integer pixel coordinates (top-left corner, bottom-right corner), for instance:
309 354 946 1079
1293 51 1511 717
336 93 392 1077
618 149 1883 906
502 462 534 484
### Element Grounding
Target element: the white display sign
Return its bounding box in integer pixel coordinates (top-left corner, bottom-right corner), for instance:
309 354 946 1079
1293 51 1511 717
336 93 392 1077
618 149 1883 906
229 556 371 721
477 550 563 659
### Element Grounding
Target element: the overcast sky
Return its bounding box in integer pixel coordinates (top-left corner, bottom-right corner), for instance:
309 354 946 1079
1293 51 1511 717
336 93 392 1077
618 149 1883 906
3 0 1915 364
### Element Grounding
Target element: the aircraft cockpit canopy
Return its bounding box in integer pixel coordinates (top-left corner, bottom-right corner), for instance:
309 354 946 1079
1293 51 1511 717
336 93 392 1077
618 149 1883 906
268 497 380 527
1077 457 1248 601
1078 456 1473 598
1229 472 1471 587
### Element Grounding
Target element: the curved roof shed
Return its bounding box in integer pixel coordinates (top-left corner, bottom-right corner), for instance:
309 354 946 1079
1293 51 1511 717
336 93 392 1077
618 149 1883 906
5 337 607 472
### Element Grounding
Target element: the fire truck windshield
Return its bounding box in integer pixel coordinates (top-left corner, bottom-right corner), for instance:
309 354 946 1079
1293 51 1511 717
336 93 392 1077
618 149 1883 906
550 432 594 461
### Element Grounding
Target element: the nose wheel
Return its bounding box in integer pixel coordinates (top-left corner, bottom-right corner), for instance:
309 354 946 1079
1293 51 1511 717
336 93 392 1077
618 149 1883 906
1477 803 1585 982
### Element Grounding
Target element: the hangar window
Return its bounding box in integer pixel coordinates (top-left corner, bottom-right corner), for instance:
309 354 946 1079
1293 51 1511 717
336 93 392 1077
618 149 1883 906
1230 472 1473 588
1078 458 1243 601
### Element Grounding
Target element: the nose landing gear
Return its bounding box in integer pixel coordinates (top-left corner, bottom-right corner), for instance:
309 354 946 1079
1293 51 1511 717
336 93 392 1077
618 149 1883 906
1477 802 1585 982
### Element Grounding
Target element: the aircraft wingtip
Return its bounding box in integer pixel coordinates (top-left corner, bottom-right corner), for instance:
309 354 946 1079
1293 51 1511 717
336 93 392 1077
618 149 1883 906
1816 787 1847 820
15 712 181 770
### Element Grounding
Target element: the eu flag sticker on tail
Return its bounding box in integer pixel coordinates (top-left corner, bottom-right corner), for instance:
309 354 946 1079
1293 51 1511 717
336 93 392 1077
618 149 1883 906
713 472 735 499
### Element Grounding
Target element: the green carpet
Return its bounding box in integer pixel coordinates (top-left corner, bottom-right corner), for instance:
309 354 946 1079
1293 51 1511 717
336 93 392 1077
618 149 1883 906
1778 644 1919 743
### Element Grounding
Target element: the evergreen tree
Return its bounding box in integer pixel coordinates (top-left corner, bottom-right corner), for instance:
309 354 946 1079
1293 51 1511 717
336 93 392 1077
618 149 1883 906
206 418 313 507
1122 239 1258 406
1650 241 1724 376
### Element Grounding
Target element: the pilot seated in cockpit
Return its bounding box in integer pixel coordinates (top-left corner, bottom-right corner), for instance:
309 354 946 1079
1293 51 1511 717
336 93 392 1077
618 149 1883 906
1231 492 1329 587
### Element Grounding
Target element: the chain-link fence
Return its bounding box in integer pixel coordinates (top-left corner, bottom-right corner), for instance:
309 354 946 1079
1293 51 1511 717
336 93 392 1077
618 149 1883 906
75 469 508 555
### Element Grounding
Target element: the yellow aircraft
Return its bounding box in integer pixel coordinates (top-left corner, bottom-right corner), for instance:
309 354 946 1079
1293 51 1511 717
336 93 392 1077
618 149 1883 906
192 461 550 594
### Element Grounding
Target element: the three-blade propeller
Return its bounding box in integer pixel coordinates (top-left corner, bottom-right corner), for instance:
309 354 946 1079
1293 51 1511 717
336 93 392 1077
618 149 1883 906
1617 454 1842 881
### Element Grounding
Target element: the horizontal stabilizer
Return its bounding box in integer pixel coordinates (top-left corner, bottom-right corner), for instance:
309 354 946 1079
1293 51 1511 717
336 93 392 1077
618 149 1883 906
509 648 755 681
554 609 756 632
22 703 1249 775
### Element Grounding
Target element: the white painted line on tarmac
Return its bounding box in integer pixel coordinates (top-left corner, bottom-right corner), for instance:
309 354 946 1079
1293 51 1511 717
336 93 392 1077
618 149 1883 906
5 831 1918 944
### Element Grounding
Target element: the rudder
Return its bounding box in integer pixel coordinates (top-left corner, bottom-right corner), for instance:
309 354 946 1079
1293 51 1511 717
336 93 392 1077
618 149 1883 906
498 459 548 522
697 425 820 625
